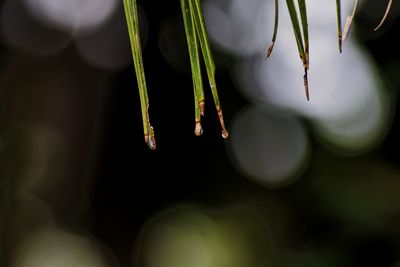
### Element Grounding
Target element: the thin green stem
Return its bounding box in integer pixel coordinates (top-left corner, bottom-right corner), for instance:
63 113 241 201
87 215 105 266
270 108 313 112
286 0 306 65
190 0 228 139
336 0 343 52
266 0 279 58
298 0 309 69
180 0 204 136
286 0 309 100
123 0 156 149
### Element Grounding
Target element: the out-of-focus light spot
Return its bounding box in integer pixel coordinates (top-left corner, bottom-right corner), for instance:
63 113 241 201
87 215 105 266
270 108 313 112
230 0 393 154
75 4 135 71
12 228 112 267
7 124 68 196
139 208 216 267
0 0 71 59
136 205 270 267
228 106 309 187
311 84 392 154
203 0 271 57
307 155 400 232
22 0 118 35
257 39 379 122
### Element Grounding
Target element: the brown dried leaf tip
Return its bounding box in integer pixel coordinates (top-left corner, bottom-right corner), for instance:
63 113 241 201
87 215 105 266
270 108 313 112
194 121 204 136
217 106 229 139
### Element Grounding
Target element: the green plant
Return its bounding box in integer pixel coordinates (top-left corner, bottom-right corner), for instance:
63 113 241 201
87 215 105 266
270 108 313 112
123 0 156 149
180 0 228 140
123 0 393 149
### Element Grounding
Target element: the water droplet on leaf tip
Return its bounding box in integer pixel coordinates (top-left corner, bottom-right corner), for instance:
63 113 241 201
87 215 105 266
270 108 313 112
222 129 229 139
148 136 157 150
195 122 203 136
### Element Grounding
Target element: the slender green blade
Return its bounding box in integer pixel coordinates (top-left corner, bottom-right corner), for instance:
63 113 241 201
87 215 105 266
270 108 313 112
180 0 204 136
297 0 310 100
286 0 309 100
190 0 228 139
190 0 215 76
298 0 309 69
286 0 306 65
266 0 279 58
336 0 343 52
374 0 393 31
123 0 156 149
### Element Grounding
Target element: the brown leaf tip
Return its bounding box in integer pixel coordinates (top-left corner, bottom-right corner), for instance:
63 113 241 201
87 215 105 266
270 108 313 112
266 42 275 59
217 105 229 139
222 129 229 139
199 101 205 116
194 121 203 136
303 68 310 101
145 134 157 150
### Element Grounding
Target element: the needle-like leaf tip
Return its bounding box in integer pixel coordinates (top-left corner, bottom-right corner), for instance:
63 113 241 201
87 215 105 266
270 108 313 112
374 0 392 31
222 129 229 139
217 106 229 139
194 121 203 136
145 134 157 150
267 0 279 59
266 43 275 59
304 68 309 101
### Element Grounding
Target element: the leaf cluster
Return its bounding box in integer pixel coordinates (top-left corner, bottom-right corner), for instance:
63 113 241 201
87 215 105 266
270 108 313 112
123 0 393 149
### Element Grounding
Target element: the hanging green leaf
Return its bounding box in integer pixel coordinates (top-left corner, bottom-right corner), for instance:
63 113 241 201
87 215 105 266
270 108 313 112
120 0 393 148
286 0 306 62
336 0 343 52
123 0 156 150
266 0 279 58
286 0 309 100
190 0 229 139
374 0 393 31
298 0 309 69
180 0 205 136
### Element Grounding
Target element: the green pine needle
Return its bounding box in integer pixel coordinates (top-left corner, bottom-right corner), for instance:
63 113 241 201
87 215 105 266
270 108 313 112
184 0 229 139
266 0 279 58
123 0 156 150
120 0 392 149
336 0 343 52
298 0 309 69
180 0 205 136
286 0 309 100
